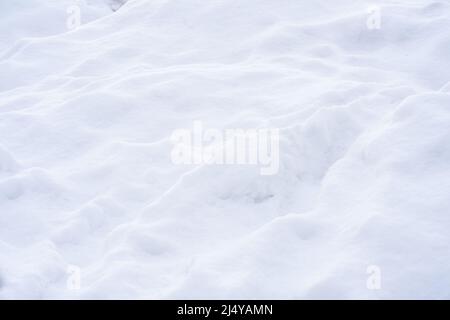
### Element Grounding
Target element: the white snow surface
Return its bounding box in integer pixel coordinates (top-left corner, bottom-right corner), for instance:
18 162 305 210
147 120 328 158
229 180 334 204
0 0 450 299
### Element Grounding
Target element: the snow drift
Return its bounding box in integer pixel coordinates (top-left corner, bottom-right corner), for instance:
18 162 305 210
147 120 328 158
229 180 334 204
0 0 449 299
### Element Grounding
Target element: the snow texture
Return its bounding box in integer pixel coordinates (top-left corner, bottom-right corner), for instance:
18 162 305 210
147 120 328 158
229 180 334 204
0 0 449 299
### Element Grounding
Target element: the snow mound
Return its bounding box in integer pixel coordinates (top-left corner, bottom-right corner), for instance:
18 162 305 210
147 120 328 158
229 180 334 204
0 146 19 175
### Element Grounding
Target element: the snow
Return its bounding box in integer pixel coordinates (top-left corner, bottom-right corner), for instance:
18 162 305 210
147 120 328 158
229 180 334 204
0 0 449 299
